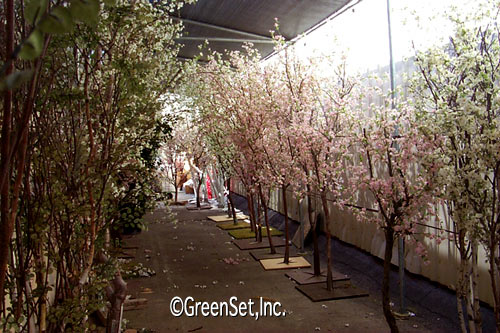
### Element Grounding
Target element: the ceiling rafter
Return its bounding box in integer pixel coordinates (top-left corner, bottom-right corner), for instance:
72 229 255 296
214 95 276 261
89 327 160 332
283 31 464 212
176 37 276 44
171 16 276 41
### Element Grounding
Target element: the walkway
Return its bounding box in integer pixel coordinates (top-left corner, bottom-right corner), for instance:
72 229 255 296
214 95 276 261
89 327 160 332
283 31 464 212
121 192 493 332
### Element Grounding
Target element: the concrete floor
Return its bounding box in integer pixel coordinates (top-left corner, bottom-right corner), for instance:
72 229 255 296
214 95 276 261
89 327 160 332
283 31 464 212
122 192 494 332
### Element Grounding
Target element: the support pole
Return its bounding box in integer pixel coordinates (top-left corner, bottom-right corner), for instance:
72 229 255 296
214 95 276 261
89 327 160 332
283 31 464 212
386 0 406 315
386 0 396 108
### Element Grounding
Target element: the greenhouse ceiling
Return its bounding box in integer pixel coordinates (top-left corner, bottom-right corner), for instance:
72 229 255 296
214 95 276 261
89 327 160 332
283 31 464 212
172 0 358 61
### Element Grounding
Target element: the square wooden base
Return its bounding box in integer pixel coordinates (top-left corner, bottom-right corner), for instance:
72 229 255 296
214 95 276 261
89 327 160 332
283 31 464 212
296 281 368 301
228 227 283 239
249 247 298 260
232 237 286 250
285 269 349 285
259 257 311 270
207 214 248 222
216 221 250 230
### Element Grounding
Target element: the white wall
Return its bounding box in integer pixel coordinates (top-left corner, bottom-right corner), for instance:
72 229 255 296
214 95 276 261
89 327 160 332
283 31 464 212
234 182 494 306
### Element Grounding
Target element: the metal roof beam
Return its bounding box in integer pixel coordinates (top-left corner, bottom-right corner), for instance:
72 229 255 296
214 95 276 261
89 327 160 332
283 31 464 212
176 37 276 44
171 16 276 41
176 56 209 63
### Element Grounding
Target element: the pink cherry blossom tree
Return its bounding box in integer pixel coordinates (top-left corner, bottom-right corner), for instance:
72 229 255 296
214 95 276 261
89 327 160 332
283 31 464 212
184 46 277 245
351 90 441 333
220 48 278 250
176 59 242 219
252 49 308 263
202 50 263 228
300 61 358 291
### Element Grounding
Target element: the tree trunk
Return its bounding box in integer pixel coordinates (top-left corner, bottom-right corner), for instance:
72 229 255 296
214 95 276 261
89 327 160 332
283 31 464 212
202 177 209 203
79 57 98 286
0 0 15 309
282 184 290 264
496 240 500 333
466 292 476 333
210 169 225 208
174 186 178 203
471 241 482 332
247 193 255 232
456 231 469 333
259 185 275 254
320 191 333 291
488 231 500 333
2 39 49 325
226 179 237 224
14 216 26 321
255 194 261 242
106 272 127 333
382 227 398 333
457 293 467 333
227 197 232 217
496 168 500 333
306 188 320 276
196 176 202 208
225 178 231 217
455 229 480 333
312 216 321 276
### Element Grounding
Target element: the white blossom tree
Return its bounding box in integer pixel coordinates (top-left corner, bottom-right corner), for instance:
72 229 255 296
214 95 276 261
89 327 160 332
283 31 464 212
411 5 500 331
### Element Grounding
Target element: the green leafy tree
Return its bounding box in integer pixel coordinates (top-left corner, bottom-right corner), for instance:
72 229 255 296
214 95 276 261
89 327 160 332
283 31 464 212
1 0 191 330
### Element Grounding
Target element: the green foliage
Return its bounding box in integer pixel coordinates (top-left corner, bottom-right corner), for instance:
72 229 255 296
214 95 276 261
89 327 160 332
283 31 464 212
18 30 44 60
3 0 103 90
115 177 156 234
25 0 48 25
47 260 115 331
114 160 169 235
0 70 33 90
141 119 174 168
69 0 100 25
39 7 75 34
1 0 189 330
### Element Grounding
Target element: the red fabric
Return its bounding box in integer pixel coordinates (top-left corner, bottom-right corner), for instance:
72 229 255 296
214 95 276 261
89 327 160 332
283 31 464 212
206 174 212 199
